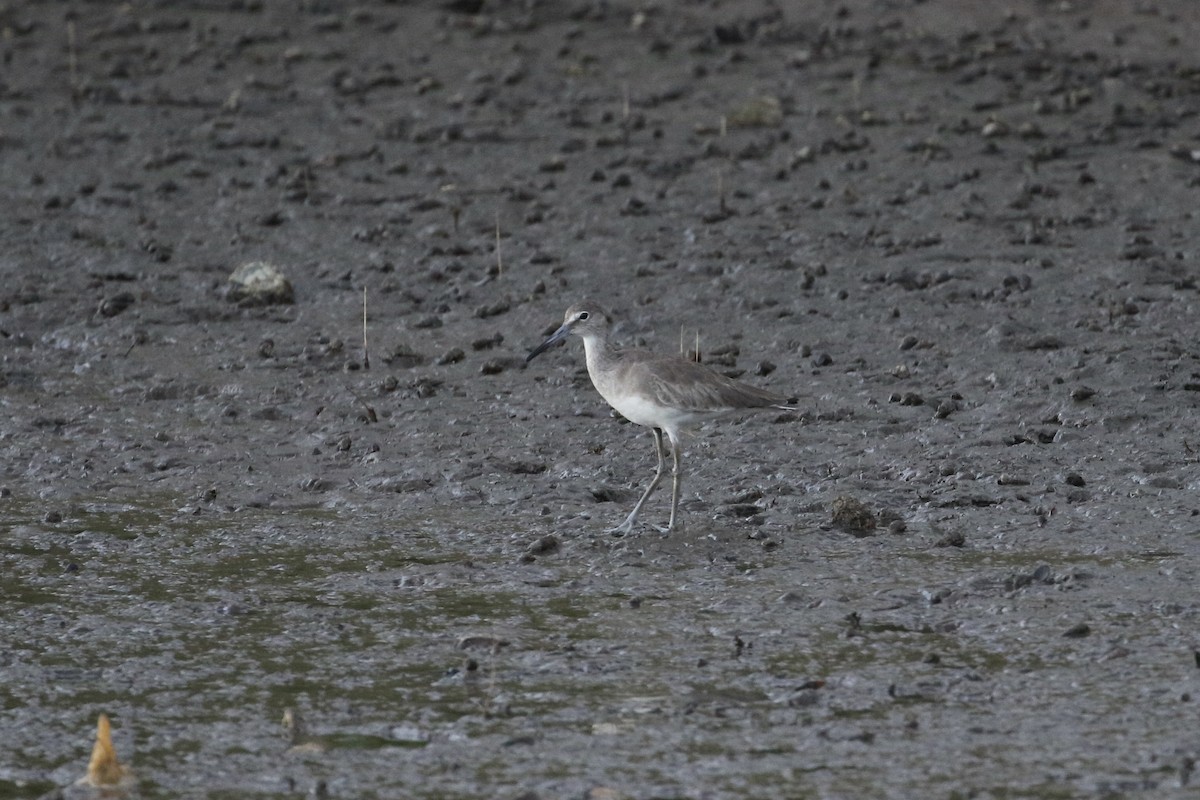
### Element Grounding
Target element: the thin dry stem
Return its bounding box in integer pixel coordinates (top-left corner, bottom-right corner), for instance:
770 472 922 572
622 82 631 145
494 210 503 279
67 20 79 100
362 286 370 370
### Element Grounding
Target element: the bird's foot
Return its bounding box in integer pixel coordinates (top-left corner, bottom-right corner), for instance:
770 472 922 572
607 518 637 537
652 520 683 536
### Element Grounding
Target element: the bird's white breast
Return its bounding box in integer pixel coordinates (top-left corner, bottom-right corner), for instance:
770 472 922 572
582 335 712 434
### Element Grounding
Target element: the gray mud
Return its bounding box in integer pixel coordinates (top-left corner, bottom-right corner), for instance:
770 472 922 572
2 1 1199 798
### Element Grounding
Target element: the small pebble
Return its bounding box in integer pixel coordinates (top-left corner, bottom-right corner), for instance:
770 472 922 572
475 300 511 319
934 398 960 418
525 535 560 557
457 635 510 651
97 292 135 318
1062 623 1091 639
831 495 875 532
472 333 503 351
934 530 966 547
1071 385 1097 401
436 347 465 365
997 474 1030 486
411 315 443 329
227 261 294 306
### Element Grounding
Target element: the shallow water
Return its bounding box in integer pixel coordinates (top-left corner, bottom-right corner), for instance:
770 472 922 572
4 487 1196 797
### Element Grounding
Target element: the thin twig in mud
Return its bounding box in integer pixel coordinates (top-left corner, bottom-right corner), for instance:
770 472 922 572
621 82 631 146
717 114 729 215
485 646 499 715
362 286 370 370
441 183 461 232
67 20 79 101
679 327 701 363
494 210 503 279
479 637 505 718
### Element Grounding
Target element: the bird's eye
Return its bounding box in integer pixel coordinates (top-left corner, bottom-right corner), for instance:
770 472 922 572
578 311 590 321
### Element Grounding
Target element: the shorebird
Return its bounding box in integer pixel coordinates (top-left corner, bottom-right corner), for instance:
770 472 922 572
526 301 796 535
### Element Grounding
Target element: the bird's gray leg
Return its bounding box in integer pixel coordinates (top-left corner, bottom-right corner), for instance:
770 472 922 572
656 436 684 535
609 428 667 536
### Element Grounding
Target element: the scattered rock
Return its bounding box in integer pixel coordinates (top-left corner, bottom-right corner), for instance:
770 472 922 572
997 474 1030 486
457 635 510 651
890 391 924 406
934 398 961 418
492 458 546 475
522 535 560 561
1005 565 1056 591
981 118 1009 138
436 347 465 365
1062 623 1091 639
226 261 294 306
96 292 135 318
382 344 428 368
933 529 965 548
388 723 431 745
412 314 443 329
472 333 504 351
721 503 763 518
1071 385 1097 402
831 496 875 533
475 299 511 318
727 94 783 128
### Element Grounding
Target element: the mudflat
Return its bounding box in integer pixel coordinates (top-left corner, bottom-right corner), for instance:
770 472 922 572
2 1 1198 797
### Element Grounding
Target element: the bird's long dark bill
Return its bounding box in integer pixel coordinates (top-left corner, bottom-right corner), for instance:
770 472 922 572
526 323 572 362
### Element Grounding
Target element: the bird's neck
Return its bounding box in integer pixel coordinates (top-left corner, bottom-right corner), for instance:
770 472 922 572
580 334 617 377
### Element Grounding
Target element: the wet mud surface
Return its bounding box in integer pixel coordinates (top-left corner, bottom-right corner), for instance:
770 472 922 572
2 1 1199 797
